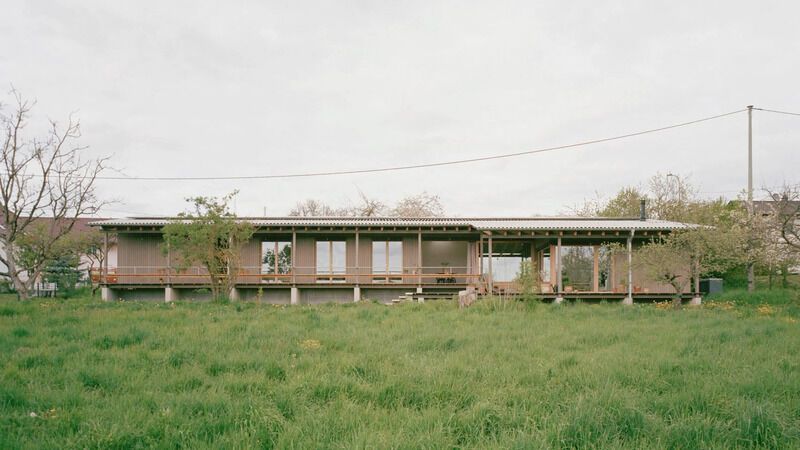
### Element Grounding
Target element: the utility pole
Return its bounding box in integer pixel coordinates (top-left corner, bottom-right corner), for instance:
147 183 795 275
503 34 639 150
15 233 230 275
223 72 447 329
666 172 681 204
747 105 754 208
746 105 755 292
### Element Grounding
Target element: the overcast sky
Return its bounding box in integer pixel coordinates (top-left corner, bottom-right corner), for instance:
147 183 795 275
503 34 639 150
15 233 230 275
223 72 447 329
2 1 798 217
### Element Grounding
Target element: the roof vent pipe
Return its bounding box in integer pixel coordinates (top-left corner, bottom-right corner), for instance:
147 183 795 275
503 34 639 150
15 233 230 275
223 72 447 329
639 199 647 221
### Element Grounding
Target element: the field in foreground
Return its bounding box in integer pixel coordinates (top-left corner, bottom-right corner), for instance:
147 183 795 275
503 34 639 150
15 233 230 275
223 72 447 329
1 294 799 449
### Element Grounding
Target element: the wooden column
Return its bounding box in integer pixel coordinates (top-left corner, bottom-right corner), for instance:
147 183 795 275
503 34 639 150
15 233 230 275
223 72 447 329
556 236 563 294
479 235 484 276
592 245 599 292
167 241 172 285
291 229 297 285
355 229 360 286
103 231 109 284
627 232 634 298
488 236 494 294
417 230 423 288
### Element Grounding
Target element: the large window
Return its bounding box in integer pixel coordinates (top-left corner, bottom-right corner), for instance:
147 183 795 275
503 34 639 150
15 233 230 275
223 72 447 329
261 241 291 274
598 246 612 291
540 249 551 283
372 241 403 274
316 241 346 274
561 246 594 291
482 241 529 282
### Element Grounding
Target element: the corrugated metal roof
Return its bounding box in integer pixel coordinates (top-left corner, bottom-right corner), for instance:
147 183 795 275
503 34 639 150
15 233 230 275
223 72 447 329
89 216 695 231
468 218 694 230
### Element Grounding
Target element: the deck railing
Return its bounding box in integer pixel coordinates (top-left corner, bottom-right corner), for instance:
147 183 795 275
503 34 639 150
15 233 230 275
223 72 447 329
93 266 481 286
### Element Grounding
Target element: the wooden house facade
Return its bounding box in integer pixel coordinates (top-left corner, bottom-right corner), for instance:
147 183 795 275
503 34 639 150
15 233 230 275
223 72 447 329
91 215 697 304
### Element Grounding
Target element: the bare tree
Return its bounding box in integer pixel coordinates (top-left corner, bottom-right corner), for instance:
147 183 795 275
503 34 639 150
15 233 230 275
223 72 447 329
390 192 444 217
765 184 800 252
289 199 339 217
0 89 108 299
287 191 444 218
345 190 386 217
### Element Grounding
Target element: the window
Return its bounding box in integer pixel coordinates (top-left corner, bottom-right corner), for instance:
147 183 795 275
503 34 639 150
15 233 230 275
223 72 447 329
316 241 346 274
261 241 291 274
372 241 403 274
541 249 551 283
561 246 594 291
598 246 612 291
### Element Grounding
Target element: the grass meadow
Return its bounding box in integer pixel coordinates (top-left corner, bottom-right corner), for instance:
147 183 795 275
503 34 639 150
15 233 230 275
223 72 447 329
1 291 799 449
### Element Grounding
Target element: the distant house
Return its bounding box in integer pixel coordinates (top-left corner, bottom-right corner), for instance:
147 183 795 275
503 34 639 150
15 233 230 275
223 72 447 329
0 217 117 287
91 212 698 304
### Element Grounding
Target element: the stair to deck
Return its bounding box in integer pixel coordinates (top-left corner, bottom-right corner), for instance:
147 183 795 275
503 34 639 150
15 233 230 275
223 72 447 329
390 290 460 304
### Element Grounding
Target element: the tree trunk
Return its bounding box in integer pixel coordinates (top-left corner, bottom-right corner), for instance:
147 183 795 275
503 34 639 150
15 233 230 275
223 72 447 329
768 267 773 290
3 249 30 301
747 262 755 292
781 265 789 289
670 280 683 310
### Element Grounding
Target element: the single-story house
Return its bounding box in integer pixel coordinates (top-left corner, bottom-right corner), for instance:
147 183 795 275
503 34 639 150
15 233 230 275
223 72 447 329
90 209 699 304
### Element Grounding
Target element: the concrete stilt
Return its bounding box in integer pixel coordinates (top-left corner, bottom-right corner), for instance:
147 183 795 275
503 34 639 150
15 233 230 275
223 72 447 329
165 287 179 303
622 296 634 305
101 287 117 301
554 296 564 304
416 286 424 303
290 287 299 305
690 296 702 306
353 286 361 302
229 287 241 301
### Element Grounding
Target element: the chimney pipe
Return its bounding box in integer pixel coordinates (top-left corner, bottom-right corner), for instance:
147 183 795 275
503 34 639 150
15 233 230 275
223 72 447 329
639 199 647 221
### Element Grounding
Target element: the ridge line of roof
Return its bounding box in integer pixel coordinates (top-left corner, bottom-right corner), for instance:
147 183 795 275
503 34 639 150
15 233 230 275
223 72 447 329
108 216 658 221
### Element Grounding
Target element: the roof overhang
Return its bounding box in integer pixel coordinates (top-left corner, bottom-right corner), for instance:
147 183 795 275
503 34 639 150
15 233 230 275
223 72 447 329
90 216 696 235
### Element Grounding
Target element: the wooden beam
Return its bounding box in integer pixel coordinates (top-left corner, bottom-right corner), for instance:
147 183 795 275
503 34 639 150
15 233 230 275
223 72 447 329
592 245 599 292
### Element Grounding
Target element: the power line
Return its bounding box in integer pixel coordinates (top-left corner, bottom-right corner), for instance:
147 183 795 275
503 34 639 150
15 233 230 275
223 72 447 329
754 107 800 117
77 108 746 181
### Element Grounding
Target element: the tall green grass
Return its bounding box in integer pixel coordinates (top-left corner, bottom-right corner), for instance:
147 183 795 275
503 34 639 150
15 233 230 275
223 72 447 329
707 288 799 306
1 295 799 448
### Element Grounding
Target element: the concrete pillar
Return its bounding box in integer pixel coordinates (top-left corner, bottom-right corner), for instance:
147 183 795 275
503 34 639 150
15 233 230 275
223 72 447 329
229 287 241 301
165 287 179 303
353 286 361 302
622 296 633 305
101 286 116 301
690 296 702 306
290 287 299 305
554 296 564 304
